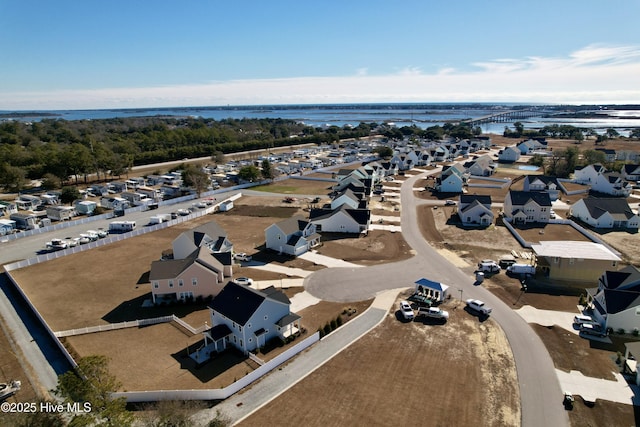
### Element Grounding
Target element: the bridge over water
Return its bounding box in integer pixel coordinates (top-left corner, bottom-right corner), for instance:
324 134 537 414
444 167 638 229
462 108 542 125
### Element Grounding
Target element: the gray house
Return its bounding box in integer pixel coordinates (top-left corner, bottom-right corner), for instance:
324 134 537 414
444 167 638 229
265 215 320 256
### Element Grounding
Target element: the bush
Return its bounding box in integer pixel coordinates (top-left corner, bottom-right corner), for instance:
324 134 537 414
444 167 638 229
323 323 331 335
336 315 343 327
318 327 324 339
617 328 626 335
330 319 337 330
634 328 639 337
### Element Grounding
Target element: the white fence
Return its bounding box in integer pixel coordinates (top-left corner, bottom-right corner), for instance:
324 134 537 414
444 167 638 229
112 332 320 403
54 315 176 338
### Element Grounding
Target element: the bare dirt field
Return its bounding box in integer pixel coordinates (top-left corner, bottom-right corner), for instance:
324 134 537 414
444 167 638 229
239 294 519 427
316 230 414 266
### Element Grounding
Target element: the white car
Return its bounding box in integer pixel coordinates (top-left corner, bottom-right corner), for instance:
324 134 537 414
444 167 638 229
466 299 492 315
176 208 190 216
444 199 456 206
234 253 252 262
418 306 449 320
234 277 254 286
399 300 414 320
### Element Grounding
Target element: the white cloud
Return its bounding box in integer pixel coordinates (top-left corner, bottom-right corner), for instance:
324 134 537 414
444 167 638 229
2 44 640 109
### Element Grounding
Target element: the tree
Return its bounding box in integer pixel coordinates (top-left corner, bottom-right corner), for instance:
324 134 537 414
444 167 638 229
238 165 260 182
60 186 81 205
261 159 274 180
373 146 393 158
630 128 640 139
606 128 620 139
0 163 26 192
583 149 606 165
56 355 133 427
182 164 209 198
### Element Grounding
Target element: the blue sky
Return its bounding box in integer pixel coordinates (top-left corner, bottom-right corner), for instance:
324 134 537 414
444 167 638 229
1 0 639 109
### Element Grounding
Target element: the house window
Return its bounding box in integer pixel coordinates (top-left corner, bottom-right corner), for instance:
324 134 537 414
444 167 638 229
239 326 243 333
264 315 268 320
569 258 575 265
240 339 243 347
613 261 618 267
249 338 252 343
168 280 174 288
554 257 559 264
153 281 159 289
233 336 237 343
247 323 252 328
192 278 197 286
178 279 184 287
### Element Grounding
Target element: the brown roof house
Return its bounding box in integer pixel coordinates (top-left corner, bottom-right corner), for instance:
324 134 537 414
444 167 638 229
149 246 230 305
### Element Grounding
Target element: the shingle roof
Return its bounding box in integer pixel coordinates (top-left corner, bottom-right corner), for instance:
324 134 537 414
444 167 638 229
274 215 309 236
150 247 223 280
460 194 492 206
579 197 636 220
507 190 552 207
208 282 290 325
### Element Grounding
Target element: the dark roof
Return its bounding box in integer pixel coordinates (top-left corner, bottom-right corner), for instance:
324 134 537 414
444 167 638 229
524 175 559 186
603 289 640 314
459 194 492 206
208 282 289 325
580 197 635 220
276 313 301 327
309 206 371 225
602 265 640 290
507 190 551 207
208 324 232 341
623 164 640 174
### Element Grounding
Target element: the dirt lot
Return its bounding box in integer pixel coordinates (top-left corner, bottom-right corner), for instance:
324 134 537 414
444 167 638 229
239 294 519 427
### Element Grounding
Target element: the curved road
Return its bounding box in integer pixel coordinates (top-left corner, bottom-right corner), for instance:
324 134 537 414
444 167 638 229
305 171 569 426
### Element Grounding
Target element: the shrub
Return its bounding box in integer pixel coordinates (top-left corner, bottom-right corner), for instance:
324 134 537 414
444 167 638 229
634 328 639 337
323 323 331 335
617 328 626 335
336 315 343 327
318 327 324 338
330 319 337 330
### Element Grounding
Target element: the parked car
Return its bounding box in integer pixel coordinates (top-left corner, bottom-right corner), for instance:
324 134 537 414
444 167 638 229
580 322 606 337
444 199 456 206
176 208 190 216
466 299 492 315
46 238 68 251
234 277 254 286
477 260 500 273
234 252 252 262
64 237 78 247
399 300 414 320
0 380 21 400
75 236 91 245
417 306 449 320
573 315 594 325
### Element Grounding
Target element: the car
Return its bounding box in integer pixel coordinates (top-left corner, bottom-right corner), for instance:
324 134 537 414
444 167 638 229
444 199 456 206
399 300 414 320
234 252 252 262
193 201 207 209
477 260 500 273
46 238 68 251
176 208 190 216
75 236 91 245
234 277 254 286
64 237 78 247
417 306 449 320
580 322 606 337
573 315 594 325
549 209 557 219
466 299 492 315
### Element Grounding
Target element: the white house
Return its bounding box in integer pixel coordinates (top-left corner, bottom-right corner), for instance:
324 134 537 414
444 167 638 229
463 155 495 176
622 164 640 182
149 247 228 304
498 146 521 163
265 215 321 256
574 164 607 185
516 138 547 154
309 206 371 233
503 190 551 223
172 221 233 260
592 172 632 197
569 197 639 230
331 188 366 210
522 175 561 201
413 278 450 303
436 164 466 193
588 265 640 334
201 282 301 357
458 194 494 227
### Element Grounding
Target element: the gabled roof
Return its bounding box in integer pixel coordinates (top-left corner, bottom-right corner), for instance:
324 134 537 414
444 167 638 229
309 205 371 225
460 199 492 214
460 194 492 206
273 215 310 236
209 282 290 326
507 190 552 207
602 288 640 314
601 265 640 290
579 197 636 220
150 247 223 280
623 164 640 174
524 175 559 187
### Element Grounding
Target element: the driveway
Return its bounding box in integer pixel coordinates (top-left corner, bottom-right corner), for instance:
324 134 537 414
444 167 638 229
304 170 570 427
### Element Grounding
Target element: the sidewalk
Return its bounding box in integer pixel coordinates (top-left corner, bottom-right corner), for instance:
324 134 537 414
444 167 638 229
299 251 363 268
191 288 405 426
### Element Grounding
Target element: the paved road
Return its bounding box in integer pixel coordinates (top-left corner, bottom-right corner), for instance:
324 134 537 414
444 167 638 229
305 170 569 427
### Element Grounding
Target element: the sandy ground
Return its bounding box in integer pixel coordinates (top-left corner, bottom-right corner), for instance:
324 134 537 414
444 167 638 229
239 294 519 427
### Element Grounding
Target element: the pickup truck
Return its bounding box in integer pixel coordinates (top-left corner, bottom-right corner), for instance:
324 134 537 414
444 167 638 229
417 306 449 320
477 260 500 273
466 299 492 315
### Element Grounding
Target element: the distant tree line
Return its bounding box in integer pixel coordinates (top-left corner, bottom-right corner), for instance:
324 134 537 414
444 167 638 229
504 121 640 142
528 146 628 178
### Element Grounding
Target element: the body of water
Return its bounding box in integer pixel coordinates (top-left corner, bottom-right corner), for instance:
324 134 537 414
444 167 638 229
1 103 638 136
